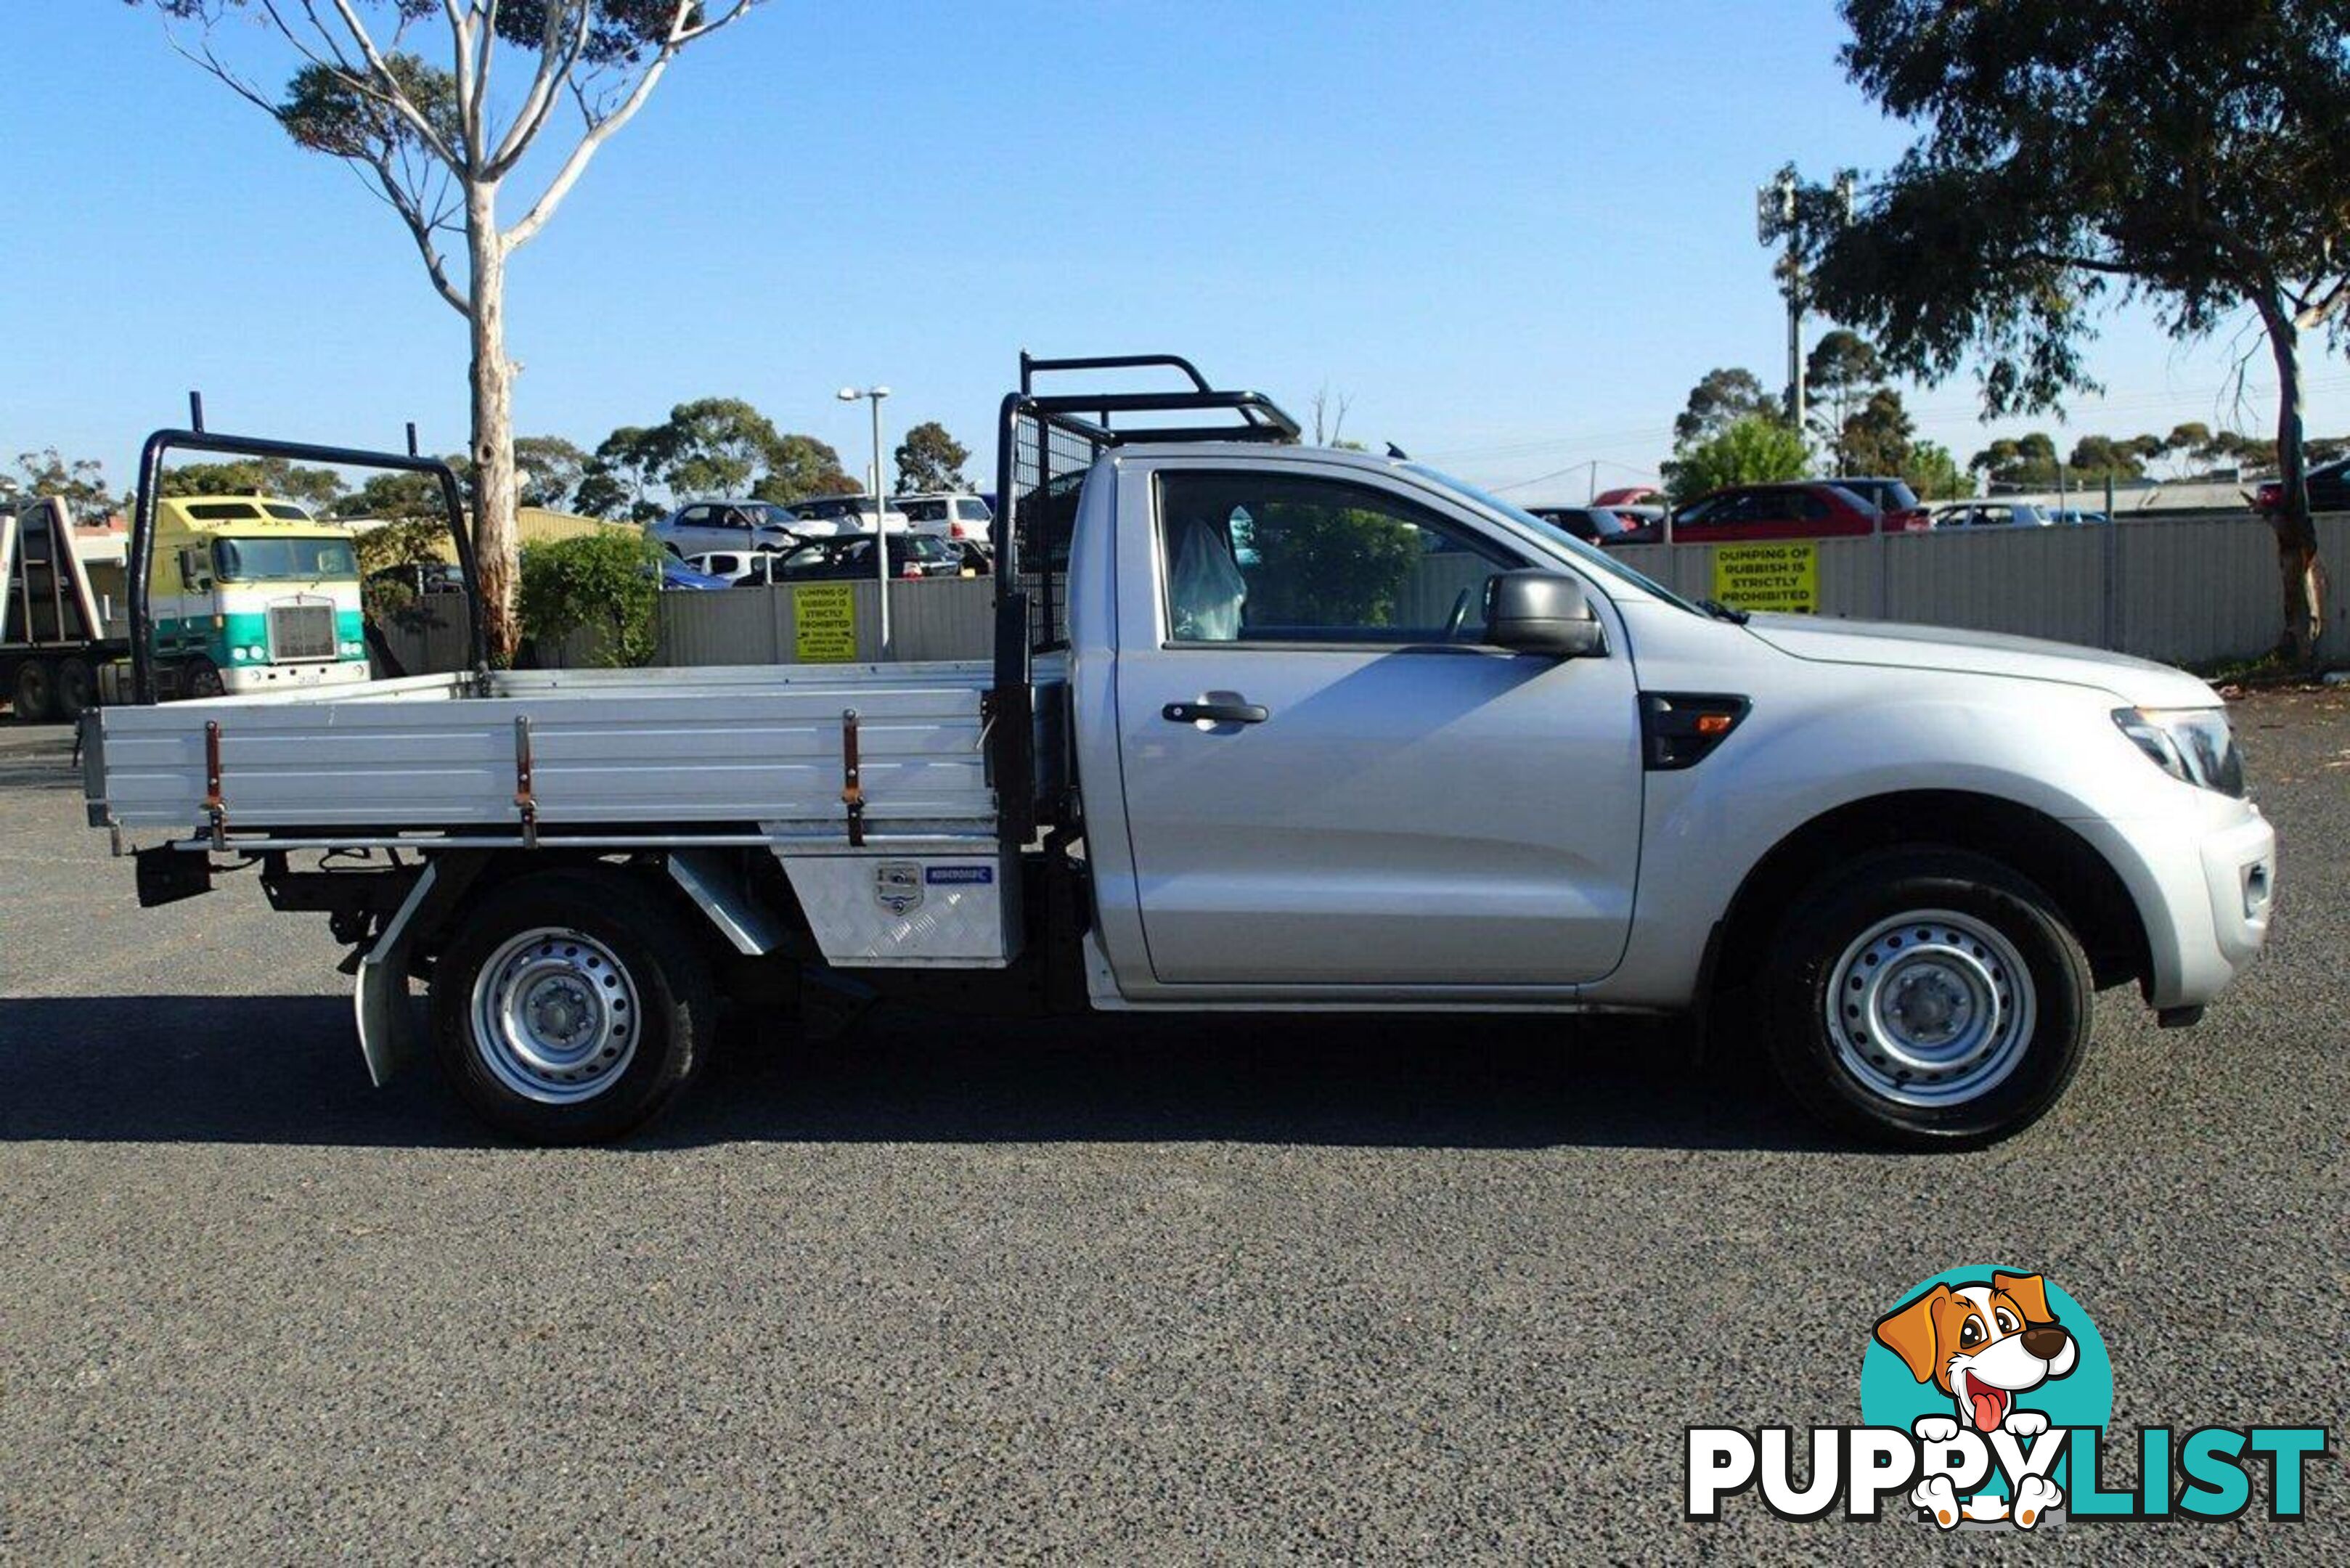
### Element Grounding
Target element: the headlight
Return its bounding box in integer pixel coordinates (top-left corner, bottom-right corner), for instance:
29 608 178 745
2113 707 2245 796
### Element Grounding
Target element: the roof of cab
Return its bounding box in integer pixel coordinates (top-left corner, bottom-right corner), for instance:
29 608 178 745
156 494 343 533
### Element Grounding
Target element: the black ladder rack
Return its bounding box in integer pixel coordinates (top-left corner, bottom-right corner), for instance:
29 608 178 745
989 353 1300 846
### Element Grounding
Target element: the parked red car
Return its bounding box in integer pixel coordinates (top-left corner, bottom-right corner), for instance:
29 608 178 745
1591 485 1662 508
1670 481 1931 542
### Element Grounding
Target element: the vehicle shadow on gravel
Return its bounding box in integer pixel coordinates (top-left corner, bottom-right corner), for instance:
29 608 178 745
0 995 1835 1153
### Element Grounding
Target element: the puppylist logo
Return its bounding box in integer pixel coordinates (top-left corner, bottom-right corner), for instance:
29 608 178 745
1687 1267 2328 1532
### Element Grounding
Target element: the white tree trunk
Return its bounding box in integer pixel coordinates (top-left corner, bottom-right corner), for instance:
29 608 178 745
466 180 521 663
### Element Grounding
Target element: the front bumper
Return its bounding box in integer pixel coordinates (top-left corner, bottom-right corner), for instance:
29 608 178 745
2073 800 2276 1011
219 661 371 695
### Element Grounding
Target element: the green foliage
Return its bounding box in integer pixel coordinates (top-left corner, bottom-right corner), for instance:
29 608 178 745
1249 505 1421 629
894 421 970 493
1837 388 1915 478
1806 0 2350 418
2067 433 2151 482
161 458 346 507
278 53 461 161
330 469 459 526
753 433 859 504
574 406 860 513
1806 330 1884 471
1663 417 1810 505
514 435 589 509
581 425 673 521
1674 368 1782 448
1902 440 1967 502
1968 433 2060 487
12 449 118 519
517 528 663 668
658 397 781 497
354 517 453 619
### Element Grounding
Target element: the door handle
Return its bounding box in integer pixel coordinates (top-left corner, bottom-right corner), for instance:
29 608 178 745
1163 698 1268 725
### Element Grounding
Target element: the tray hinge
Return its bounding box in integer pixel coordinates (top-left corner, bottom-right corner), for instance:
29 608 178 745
513 714 538 849
202 719 227 851
840 708 865 847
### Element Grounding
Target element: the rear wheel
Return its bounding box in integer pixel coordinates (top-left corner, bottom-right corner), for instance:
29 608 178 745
181 657 225 700
431 870 714 1143
54 658 95 720
11 659 55 723
1760 849 2092 1148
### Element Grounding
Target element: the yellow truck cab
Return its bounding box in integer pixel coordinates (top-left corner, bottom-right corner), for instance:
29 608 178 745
147 495 369 697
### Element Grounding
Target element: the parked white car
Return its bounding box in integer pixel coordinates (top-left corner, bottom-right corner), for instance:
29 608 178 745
1933 501 2055 529
788 494 911 534
683 551 757 582
893 491 995 542
645 499 804 559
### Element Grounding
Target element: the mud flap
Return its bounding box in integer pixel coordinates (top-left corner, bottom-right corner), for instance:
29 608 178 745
354 862 438 1087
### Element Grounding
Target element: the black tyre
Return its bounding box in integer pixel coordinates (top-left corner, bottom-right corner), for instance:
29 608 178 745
54 658 96 720
1761 848 2092 1149
431 870 715 1144
12 659 56 723
182 657 226 699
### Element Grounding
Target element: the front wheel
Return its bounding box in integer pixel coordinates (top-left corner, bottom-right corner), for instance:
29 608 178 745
181 657 226 700
1760 849 2092 1148
431 870 714 1143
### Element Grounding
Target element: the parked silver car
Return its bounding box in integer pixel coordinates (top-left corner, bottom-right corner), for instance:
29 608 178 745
645 499 805 559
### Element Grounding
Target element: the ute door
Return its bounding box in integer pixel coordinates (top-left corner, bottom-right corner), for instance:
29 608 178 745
1109 460 1644 990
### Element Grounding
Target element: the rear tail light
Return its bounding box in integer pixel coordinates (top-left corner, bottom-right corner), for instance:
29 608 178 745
902 561 923 578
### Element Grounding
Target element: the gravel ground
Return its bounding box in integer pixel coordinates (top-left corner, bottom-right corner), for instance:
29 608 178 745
1 692 2343 1562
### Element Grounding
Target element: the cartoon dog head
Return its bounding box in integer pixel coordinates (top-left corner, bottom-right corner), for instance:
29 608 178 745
1874 1272 2078 1433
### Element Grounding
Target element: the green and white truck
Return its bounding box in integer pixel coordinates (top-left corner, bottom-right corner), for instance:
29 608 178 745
139 494 370 699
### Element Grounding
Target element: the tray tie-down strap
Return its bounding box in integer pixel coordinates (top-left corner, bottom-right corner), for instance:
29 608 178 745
841 709 865 848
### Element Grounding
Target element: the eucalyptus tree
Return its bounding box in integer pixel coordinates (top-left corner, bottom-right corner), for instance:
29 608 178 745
135 1 767 657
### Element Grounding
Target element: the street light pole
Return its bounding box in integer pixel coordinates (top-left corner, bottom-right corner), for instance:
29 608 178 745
837 385 892 658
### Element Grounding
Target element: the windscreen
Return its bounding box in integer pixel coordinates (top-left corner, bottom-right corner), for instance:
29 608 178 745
1403 464 1704 616
211 536 359 582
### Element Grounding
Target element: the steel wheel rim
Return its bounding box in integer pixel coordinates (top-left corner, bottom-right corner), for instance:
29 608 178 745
1824 908 2036 1108
468 926 641 1105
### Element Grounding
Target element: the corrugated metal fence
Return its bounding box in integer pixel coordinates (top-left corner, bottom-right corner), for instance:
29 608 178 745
376 514 2349 677
1616 513 2350 667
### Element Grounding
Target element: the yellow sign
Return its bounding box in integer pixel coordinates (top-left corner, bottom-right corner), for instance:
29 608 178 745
1711 542 1818 615
793 582 858 662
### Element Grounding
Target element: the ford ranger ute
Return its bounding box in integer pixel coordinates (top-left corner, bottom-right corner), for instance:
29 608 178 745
80 354 2276 1147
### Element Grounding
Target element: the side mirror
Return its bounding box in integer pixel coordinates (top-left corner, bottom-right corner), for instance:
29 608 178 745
1485 570 1605 657
177 546 212 592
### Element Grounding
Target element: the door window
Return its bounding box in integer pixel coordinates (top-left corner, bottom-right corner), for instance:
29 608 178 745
1156 471 1517 644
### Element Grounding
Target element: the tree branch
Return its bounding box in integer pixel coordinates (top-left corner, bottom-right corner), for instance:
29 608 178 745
354 154 471 318
504 2 694 250
486 1 595 179
324 0 463 167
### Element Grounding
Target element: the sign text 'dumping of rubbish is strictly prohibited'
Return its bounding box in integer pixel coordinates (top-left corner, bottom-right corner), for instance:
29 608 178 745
1711 543 1818 614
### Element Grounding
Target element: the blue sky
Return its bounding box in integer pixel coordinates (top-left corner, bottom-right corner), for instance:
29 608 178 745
4 1 2338 506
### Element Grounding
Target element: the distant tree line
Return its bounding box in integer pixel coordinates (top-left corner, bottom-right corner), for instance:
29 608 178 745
1660 331 1965 505
4 410 975 528
1657 327 2326 507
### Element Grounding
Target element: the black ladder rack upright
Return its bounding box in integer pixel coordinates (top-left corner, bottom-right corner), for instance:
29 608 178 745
988 352 1301 846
